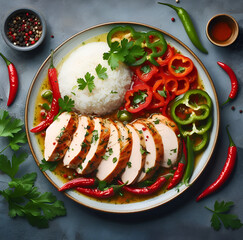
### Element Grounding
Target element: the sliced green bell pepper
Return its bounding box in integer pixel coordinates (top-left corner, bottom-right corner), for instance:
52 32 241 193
171 89 212 125
145 31 167 66
190 132 209 152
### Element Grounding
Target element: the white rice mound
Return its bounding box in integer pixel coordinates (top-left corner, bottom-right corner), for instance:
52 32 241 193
58 42 132 115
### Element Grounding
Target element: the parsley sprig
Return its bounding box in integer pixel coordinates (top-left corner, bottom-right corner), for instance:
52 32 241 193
77 72 95 93
95 64 108 80
0 109 66 228
103 39 145 70
205 201 243 230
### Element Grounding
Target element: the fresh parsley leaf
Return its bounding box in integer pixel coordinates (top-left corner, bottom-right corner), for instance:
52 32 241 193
98 181 107 191
205 201 243 230
158 90 167 98
42 103 50 111
141 65 151 74
77 72 95 92
95 64 108 80
58 95 75 112
39 159 59 172
175 66 185 73
9 131 27 151
133 90 148 107
91 130 99 144
0 110 23 138
110 90 118 94
0 152 27 179
103 39 145 70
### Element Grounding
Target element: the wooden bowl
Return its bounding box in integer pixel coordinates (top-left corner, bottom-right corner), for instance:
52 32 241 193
206 14 239 47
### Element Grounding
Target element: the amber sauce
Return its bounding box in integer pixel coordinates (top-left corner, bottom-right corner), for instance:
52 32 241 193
211 21 232 42
34 34 205 204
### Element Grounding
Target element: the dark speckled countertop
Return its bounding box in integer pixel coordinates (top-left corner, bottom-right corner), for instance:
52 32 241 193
0 0 243 239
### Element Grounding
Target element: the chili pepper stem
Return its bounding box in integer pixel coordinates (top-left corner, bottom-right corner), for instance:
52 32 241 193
221 98 231 107
49 50 54 69
0 52 11 66
226 125 235 147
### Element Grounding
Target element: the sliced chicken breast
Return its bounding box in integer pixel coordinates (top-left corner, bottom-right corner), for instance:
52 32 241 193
76 117 110 175
63 116 94 168
134 119 164 182
149 114 182 168
44 112 78 161
121 124 146 185
96 121 132 182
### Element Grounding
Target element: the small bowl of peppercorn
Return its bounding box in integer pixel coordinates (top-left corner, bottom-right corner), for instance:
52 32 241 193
2 8 46 51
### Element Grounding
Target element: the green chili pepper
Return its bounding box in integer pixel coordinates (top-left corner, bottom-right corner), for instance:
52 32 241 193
190 132 209 152
183 135 194 185
158 2 208 54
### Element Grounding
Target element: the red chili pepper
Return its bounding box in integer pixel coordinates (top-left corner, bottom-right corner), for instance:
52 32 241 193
217 61 239 106
30 50 61 133
118 176 167 195
0 53 18 106
196 126 237 202
125 83 153 113
76 184 123 199
59 177 97 191
167 139 187 190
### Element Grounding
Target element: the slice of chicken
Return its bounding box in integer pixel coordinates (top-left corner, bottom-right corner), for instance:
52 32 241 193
63 116 94 168
149 114 182 168
96 121 132 182
120 124 146 185
134 119 164 182
76 117 110 175
44 112 78 162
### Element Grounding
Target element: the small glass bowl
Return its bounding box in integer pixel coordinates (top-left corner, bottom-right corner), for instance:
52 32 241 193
206 14 239 47
1 8 46 51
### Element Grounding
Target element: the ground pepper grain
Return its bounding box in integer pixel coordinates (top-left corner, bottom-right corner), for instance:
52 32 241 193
7 12 42 47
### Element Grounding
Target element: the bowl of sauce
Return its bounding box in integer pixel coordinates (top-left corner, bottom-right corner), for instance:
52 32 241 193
206 14 239 47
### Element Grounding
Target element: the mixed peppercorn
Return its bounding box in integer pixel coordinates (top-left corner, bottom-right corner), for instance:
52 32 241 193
6 11 42 47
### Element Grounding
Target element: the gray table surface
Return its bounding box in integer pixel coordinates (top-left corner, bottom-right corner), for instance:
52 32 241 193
0 0 243 239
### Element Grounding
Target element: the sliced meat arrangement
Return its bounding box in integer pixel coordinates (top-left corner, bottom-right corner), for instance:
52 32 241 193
44 112 181 184
63 116 94 168
96 121 131 182
76 117 110 175
120 124 146 185
149 114 182 168
44 112 78 162
133 120 164 182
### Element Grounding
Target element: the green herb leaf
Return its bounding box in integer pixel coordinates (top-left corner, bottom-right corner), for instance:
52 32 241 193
110 90 118 94
175 66 185 73
141 65 151 74
95 64 108 80
158 90 167 98
9 131 27 151
77 72 95 93
206 201 243 230
98 181 107 191
58 95 75 112
42 103 51 111
0 110 23 138
0 152 27 179
39 159 59 172
133 90 148 107
91 130 99 144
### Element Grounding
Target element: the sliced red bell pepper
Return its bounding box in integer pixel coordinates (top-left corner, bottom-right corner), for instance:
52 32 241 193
156 45 175 66
175 77 190 95
164 77 178 93
125 83 152 113
168 54 193 78
187 65 198 83
133 62 159 82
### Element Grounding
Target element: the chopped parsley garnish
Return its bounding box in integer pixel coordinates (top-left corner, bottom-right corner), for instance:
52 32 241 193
42 103 50 111
171 65 185 73
170 148 177 153
133 90 148 108
39 159 59 172
112 157 117 163
158 90 167 98
91 130 99 143
140 146 150 155
127 162 132 168
103 39 145 70
205 201 243 231
110 90 118 94
167 159 172 165
153 118 160 124
77 72 95 93
95 64 108 80
141 65 151 74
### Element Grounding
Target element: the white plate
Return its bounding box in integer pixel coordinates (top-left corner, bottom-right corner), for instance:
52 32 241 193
25 22 220 213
